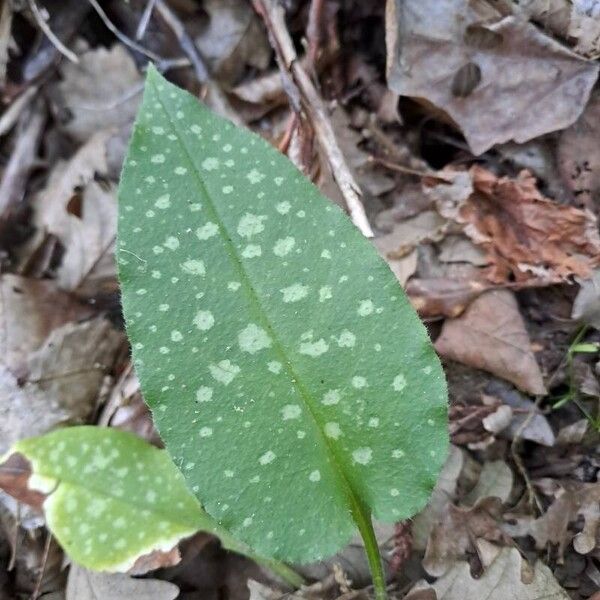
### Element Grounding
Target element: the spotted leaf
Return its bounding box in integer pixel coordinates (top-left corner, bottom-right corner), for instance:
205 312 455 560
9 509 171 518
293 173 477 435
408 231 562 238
8 427 234 572
118 66 448 564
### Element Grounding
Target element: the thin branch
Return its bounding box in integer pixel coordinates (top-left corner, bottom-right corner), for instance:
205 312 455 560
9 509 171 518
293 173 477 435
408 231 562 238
252 0 374 238
154 0 208 81
28 0 78 63
154 0 243 126
0 85 38 137
135 0 158 40
0 98 46 224
87 0 163 62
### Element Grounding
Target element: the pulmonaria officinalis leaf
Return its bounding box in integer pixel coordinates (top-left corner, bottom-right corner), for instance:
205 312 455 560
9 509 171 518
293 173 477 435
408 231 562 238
118 66 448 573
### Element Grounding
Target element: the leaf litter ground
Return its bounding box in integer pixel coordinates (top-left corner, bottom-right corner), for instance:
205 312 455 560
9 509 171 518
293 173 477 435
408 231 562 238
0 1 599 599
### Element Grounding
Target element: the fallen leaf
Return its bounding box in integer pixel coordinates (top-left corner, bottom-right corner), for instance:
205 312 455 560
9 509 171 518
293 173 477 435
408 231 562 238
484 383 556 446
374 211 448 257
555 419 589 445
331 107 395 197
248 579 306 600
572 269 600 329
438 236 488 266
435 290 547 395
463 460 513 506
430 166 600 284
423 497 510 576
516 481 600 559
195 0 271 85
66 565 179 600
53 45 142 144
407 277 489 318
55 180 117 294
408 547 569 600
519 0 571 39
569 0 600 56
558 92 600 211
28 132 117 294
0 318 123 454
0 274 92 373
412 445 464 550
386 0 599 155
481 405 513 435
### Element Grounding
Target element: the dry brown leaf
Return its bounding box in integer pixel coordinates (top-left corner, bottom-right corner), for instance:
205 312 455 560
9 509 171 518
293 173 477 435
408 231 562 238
0 274 92 373
438 236 488 266
569 0 600 56
518 482 600 559
407 547 570 600
330 108 395 198
558 92 600 211
386 0 599 155
66 565 179 600
54 45 142 144
572 269 600 329
0 318 123 455
29 133 117 294
412 446 465 550
423 497 510 576
484 383 556 446
195 0 271 85
463 460 514 506
407 277 489 318
430 166 600 284
435 289 547 395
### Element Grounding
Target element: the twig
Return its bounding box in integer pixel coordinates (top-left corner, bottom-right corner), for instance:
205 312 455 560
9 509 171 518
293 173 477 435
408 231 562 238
154 0 208 81
87 0 163 62
30 532 52 600
0 0 12 86
0 85 38 137
154 0 243 126
135 0 158 40
511 396 544 514
253 0 374 238
306 0 325 67
0 98 46 224
28 0 78 63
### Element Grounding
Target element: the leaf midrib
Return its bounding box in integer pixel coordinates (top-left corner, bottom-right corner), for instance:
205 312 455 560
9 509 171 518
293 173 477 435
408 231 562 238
149 75 367 525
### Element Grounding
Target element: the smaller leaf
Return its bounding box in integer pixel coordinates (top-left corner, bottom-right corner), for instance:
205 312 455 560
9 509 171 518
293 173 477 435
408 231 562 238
9 427 217 572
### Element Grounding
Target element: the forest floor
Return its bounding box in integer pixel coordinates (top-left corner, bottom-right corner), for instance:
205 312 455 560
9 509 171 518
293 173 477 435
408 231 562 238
0 1 599 599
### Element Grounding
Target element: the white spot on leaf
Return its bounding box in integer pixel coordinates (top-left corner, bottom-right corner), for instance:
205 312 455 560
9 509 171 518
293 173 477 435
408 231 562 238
181 259 205 276
273 237 295 257
352 447 372 465
237 213 267 238
196 222 218 240
281 283 308 303
392 374 407 392
238 324 272 354
193 310 214 330
209 360 240 385
281 404 301 420
259 450 276 465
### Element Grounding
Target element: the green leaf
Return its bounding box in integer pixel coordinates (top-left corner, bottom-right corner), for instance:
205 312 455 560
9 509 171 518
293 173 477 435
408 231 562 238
118 66 448 565
571 342 599 354
11 426 211 572
8 426 303 586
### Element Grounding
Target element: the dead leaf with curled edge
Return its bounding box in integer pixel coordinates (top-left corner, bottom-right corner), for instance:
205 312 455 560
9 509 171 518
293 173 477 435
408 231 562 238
508 481 600 560
435 289 547 396
386 0 599 155
406 547 570 600
428 166 600 284
423 497 511 577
